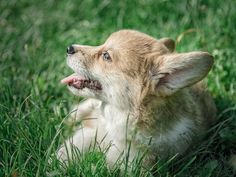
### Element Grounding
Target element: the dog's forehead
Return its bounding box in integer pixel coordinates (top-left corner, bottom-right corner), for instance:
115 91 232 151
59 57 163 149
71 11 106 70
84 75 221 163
104 30 155 49
103 30 169 59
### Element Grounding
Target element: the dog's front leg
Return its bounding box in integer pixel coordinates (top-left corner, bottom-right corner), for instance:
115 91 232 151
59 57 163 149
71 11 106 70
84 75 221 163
67 98 102 123
56 127 97 163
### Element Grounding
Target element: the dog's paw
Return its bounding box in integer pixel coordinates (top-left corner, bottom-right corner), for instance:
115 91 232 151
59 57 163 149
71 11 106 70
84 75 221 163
56 146 70 164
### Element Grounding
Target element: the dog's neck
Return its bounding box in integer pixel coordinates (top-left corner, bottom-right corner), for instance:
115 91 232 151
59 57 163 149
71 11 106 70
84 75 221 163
101 88 197 132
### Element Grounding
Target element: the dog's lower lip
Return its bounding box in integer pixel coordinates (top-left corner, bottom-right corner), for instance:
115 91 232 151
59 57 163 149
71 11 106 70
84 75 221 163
70 80 102 91
61 73 102 91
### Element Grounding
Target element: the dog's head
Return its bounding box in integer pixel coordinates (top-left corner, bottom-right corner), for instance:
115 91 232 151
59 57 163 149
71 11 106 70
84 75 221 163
62 30 213 108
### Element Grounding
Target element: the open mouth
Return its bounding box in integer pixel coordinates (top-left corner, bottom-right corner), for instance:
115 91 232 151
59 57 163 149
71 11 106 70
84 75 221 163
61 73 102 91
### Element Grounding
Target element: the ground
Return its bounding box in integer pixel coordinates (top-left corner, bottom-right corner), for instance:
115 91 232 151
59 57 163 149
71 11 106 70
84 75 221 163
0 0 236 176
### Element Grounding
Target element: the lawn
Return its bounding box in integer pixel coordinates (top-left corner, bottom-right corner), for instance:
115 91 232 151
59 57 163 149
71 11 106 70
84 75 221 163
0 0 236 176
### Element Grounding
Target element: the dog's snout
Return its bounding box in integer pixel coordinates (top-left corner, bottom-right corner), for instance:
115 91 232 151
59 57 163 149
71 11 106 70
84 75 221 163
67 45 76 55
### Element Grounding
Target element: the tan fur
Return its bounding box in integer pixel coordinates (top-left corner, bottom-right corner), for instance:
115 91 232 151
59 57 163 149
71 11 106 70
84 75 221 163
56 30 216 168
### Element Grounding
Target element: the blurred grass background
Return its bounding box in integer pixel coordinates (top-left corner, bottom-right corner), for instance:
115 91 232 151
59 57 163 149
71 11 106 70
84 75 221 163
0 0 236 176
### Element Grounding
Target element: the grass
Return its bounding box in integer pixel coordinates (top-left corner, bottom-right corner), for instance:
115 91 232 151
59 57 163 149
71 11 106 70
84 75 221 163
0 0 236 176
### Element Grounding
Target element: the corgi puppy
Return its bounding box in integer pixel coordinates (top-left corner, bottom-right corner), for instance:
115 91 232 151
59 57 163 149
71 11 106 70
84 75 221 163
57 30 216 167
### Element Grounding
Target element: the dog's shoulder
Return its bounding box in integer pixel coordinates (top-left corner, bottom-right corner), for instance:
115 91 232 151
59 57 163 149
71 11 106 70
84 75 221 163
190 82 217 126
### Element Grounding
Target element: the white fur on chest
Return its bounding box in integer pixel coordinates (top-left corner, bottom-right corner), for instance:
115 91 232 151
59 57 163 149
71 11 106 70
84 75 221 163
100 104 131 142
97 102 195 152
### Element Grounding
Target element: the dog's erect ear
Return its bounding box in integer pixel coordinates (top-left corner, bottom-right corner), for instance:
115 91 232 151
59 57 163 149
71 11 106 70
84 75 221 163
150 52 214 96
158 38 175 52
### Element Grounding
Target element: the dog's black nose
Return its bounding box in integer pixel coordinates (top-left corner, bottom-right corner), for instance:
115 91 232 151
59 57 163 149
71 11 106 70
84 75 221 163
67 45 76 54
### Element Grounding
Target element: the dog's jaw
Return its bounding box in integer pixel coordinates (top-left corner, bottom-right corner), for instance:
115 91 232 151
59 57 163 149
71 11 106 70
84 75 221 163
63 55 103 98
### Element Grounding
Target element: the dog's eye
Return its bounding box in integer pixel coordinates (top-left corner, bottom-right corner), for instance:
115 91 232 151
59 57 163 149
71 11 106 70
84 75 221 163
102 52 111 62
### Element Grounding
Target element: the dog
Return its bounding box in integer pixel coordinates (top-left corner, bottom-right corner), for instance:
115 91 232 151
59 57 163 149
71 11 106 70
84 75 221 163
57 29 216 168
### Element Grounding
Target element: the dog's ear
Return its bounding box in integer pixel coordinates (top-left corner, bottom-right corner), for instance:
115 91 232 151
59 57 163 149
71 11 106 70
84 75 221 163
150 52 214 96
158 38 175 52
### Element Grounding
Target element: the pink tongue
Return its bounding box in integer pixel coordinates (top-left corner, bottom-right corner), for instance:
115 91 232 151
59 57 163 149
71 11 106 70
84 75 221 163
61 74 85 84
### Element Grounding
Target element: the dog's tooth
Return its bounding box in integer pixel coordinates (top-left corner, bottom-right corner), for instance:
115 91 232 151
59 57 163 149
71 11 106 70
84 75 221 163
81 80 84 87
